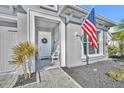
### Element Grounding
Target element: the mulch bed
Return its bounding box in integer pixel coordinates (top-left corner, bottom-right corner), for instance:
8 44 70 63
13 73 36 87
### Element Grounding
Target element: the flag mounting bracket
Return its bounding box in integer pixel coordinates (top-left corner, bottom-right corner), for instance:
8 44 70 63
75 32 89 65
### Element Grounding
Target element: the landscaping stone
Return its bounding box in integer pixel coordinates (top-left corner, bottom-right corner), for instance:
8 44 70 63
13 73 36 87
62 60 124 88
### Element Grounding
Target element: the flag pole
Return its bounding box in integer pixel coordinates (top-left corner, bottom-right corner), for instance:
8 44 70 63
81 5 95 65
81 6 94 25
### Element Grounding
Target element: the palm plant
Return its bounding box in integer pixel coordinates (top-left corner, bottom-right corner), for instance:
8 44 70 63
114 19 124 30
113 19 124 56
25 42 37 78
10 42 37 79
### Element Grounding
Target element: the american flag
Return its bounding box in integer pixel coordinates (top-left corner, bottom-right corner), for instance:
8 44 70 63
81 7 97 48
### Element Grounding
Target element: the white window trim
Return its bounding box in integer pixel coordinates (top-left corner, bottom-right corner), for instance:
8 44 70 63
82 54 104 59
81 30 104 58
40 5 58 11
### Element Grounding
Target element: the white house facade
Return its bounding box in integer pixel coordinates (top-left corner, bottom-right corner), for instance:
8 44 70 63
0 5 116 73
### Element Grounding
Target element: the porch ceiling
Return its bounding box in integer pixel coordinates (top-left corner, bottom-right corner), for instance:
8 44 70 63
35 16 59 29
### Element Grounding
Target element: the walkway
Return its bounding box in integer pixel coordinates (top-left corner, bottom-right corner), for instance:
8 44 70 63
0 73 17 88
17 68 80 88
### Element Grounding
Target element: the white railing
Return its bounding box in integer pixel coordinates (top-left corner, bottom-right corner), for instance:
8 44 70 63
51 45 60 65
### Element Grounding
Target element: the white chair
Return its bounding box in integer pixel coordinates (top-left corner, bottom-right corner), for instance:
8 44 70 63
51 45 60 65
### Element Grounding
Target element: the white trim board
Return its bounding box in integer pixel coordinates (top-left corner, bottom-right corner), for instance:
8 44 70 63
0 26 17 30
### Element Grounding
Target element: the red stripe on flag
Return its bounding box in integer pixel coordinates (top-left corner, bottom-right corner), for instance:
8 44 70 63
81 27 97 48
82 28 97 48
85 20 96 34
83 23 97 41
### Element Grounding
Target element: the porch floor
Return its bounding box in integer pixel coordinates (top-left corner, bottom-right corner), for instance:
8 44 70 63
37 59 51 70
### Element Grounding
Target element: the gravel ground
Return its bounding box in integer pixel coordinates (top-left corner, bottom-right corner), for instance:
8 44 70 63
62 60 124 88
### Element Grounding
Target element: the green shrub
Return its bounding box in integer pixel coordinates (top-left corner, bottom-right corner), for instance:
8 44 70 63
117 67 124 72
108 45 119 57
107 71 116 78
107 71 124 81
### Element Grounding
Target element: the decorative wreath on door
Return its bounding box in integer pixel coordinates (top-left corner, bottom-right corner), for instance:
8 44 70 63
41 38 48 44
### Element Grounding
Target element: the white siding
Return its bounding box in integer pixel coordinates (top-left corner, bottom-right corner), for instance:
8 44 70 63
0 26 17 72
66 23 107 67
17 13 27 42
66 23 83 67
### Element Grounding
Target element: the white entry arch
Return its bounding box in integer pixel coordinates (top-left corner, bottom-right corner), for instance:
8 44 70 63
27 9 66 71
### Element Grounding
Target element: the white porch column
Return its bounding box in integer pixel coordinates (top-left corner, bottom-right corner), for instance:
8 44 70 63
27 9 36 72
60 19 66 67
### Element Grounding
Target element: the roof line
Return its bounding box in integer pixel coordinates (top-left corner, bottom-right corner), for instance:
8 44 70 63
0 13 17 22
65 5 117 26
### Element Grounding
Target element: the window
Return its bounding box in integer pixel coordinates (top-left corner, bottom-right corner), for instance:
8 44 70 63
83 31 101 55
40 5 58 11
